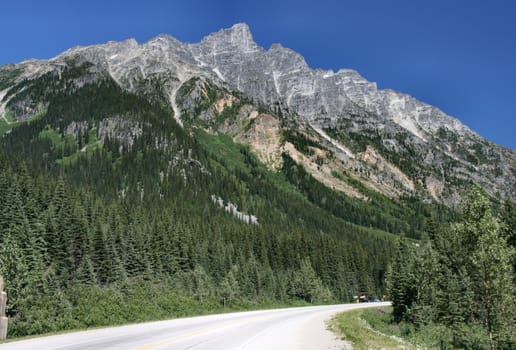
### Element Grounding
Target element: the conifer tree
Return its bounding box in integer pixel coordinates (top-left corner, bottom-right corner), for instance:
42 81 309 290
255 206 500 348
219 265 240 307
0 228 29 317
289 258 323 303
192 265 212 302
386 240 416 322
75 256 96 285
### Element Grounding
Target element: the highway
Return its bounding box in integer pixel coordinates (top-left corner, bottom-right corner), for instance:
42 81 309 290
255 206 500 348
0 302 390 350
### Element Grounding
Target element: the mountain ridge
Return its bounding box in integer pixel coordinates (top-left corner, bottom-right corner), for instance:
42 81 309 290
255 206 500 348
1 23 514 204
1 23 494 141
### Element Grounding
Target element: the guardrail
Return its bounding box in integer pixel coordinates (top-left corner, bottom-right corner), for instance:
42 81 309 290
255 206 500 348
0 276 7 339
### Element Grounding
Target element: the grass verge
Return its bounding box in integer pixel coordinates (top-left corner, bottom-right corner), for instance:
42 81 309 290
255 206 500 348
329 306 416 350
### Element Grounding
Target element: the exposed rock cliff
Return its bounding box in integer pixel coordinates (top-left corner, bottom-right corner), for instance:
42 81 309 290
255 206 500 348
0 23 514 204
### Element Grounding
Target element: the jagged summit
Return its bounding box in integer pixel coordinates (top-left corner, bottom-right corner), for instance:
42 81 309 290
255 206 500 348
0 22 500 145
196 23 259 56
200 23 255 47
14 24 480 142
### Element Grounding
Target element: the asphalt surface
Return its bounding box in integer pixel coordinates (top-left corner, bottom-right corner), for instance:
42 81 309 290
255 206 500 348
0 302 390 350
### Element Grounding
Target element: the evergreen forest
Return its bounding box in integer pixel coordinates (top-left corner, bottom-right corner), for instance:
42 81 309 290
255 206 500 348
0 62 513 349
387 187 516 349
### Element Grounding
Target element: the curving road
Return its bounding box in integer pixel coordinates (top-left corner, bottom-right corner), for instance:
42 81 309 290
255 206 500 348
0 302 390 350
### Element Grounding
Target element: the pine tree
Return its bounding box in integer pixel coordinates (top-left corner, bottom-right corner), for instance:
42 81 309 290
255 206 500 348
219 265 240 307
75 256 96 285
0 228 29 318
388 187 516 349
288 258 323 303
192 265 212 302
386 240 416 322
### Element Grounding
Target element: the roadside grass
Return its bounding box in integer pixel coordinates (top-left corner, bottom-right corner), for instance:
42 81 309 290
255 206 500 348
330 306 416 350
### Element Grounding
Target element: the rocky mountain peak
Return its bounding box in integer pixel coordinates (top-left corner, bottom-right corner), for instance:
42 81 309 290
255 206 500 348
198 23 258 54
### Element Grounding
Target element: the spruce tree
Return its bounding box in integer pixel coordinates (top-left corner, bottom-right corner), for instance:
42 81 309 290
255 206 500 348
219 265 240 307
386 240 416 322
0 228 29 318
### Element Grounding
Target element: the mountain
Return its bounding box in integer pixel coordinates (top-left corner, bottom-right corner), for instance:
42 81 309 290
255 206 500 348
0 23 514 337
1 23 514 206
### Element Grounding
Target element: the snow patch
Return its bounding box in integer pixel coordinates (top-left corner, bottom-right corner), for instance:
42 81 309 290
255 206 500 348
211 195 258 225
272 71 281 96
109 54 118 60
310 124 355 159
0 89 9 122
212 67 225 82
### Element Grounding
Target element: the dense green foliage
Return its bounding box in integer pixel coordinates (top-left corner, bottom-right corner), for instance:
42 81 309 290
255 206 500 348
386 187 516 349
3 61 508 343
0 67 402 337
0 153 391 336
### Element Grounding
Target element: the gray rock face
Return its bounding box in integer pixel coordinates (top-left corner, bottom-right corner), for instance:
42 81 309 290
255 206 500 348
1 23 514 203
188 25 465 137
23 23 472 142
0 23 483 138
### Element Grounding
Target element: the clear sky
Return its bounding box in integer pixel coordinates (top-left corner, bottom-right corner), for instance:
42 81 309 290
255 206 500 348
1 0 515 149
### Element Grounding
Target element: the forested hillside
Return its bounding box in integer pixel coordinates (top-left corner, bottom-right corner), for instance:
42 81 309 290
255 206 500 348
0 38 513 343
0 71 404 337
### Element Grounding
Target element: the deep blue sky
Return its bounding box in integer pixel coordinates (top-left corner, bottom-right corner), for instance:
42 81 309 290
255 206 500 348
2 0 515 149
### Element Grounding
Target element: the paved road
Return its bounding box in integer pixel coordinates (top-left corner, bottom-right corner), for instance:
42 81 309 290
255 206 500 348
0 302 390 350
